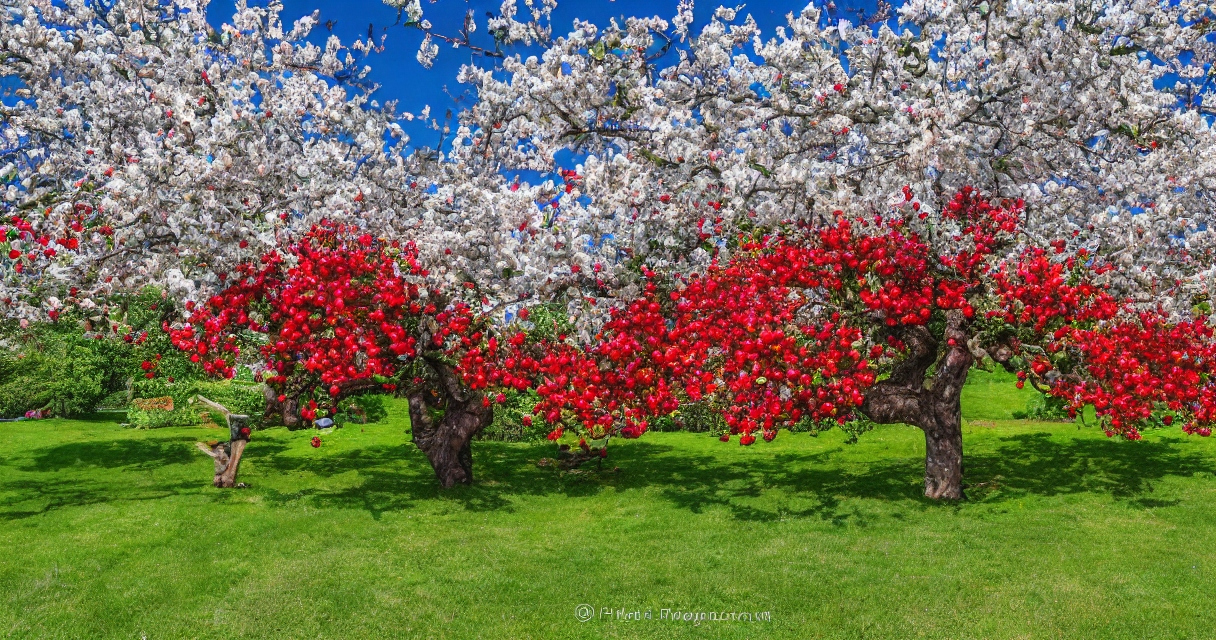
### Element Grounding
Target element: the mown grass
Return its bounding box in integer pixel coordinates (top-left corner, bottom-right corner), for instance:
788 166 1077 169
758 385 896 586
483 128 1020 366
1 371 1215 639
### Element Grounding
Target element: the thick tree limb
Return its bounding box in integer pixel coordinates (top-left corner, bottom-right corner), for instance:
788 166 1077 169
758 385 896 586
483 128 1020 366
859 381 927 426
930 310 974 409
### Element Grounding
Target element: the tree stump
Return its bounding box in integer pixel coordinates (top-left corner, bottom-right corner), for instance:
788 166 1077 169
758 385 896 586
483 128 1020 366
214 414 251 488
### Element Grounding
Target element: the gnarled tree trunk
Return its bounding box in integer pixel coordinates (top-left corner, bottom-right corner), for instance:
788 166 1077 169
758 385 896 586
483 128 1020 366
922 414 964 500
859 311 972 500
408 356 492 488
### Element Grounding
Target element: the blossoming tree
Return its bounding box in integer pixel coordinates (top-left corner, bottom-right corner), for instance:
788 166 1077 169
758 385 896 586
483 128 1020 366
438 0 1216 498
7 0 1216 497
168 221 502 486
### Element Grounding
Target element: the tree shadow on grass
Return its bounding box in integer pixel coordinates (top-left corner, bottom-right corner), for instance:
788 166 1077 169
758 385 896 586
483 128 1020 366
253 442 526 517
246 429 1216 524
962 432 1212 500
0 478 205 520
0 436 290 520
4 427 1212 524
17 439 197 472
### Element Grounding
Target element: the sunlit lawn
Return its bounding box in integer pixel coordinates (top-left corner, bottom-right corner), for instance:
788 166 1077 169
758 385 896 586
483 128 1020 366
2 370 1215 639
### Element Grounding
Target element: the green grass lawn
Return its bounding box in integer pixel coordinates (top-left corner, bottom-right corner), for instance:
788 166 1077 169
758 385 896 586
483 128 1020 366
2 372 1216 639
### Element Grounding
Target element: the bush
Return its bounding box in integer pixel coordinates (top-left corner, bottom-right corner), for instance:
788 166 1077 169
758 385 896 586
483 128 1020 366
647 402 724 433
0 288 202 419
333 393 389 427
131 377 196 408
125 378 268 429
194 380 267 426
787 415 875 444
1013 394 1071 421
128 407 201 429
0 323 126 418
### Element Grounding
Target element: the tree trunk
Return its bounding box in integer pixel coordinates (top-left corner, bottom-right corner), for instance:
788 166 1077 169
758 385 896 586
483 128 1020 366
858 311 972 501
261 384 296 428
263 391 302 428
265 379 381 429
263 386 302 428
920 311 972 500
922 414 964 500
408 357 492 488
282 396 301 428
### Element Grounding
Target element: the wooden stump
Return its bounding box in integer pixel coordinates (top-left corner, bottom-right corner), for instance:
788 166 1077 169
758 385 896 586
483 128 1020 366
194 396 252 489
214 414 251 488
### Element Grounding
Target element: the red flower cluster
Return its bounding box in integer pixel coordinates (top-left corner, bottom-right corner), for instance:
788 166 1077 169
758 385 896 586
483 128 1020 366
2 211 91 275
167 222 472 421
990 248 1117 333
666 244 872 441
139 353 164 379
993 240 1216 439
1017 309 1216 439
461 311 668 440
158 189 1216 453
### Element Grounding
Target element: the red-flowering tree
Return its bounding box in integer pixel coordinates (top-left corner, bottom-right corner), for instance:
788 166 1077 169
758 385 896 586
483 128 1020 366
168 194 1216 498
167 223 493 487
467 187 1216 500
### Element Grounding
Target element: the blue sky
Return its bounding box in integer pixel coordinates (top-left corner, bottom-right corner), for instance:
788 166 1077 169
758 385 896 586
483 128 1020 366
206 0 880 147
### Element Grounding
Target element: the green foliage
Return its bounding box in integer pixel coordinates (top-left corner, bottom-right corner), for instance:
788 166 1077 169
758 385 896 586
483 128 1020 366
194 380 267 425
126 378 200 429
125 378 267 429
513 303 574 342
131 377 197 409
648 402 724 433
127 407 199 429
1012 393 1072 421
786 415 875 444
478 389 549 441
333 393 390 427
0 287 202 419
0 320 128 418
95 389 131 410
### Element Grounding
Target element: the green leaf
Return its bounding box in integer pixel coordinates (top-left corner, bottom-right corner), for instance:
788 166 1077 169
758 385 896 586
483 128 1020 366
749 162 773 177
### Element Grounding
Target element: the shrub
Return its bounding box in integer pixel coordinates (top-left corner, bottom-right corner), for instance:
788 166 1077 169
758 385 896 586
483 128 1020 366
125 378 268 429
0 288 203 419
1013 394 1072 421
128 407 200 429
333 393 390 427
194 380 267 427
787 415 876 444
646 402 725 433
0 322 125 418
